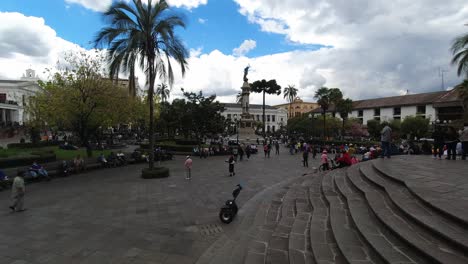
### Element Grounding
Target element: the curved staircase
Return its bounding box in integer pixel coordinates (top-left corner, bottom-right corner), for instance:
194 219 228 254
200 156 468 264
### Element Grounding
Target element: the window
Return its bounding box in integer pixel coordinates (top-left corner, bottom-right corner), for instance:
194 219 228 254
272 115 276 122
374 108 380 116
227 114 231 119
358 110 363 117
267 115 270 122
272 126 276 132
256 115 260 121
394 116 401 120
393 107 401 116
0 93 6 103
267 125 271 132
417 105 426 115
281 117 284 122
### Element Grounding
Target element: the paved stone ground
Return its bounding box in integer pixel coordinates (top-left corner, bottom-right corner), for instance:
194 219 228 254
0 146 321 264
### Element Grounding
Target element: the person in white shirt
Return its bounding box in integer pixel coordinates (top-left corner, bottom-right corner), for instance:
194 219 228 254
9 173 26 212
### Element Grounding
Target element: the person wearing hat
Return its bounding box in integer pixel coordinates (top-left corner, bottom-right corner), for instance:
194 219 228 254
184 155 193 180
321 150 329 171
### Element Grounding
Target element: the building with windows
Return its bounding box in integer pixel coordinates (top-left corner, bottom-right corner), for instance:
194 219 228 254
0 69 42 124
221 103 288 133
274 97 320 118
310 90 463 125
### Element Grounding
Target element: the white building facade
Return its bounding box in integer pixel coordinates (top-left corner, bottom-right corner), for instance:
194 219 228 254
0 69 42 124
221 103 288 133
348 91 445 125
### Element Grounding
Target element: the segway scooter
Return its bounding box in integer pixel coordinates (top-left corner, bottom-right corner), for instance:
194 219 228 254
219 184 242 224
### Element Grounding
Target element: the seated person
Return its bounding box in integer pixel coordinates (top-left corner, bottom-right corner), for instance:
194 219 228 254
116 150 126 165
73 155 85 172
351 156 359 165
362 151 371 161
29 161 50 180
60 160 71 176
98 153 109 167
0 169 8 181
336 150 352 168
107 152 118 167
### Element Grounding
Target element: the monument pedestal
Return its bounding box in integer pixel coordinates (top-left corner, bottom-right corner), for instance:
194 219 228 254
237 114 257 143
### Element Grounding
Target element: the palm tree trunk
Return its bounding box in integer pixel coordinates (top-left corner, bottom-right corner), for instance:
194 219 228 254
342 118 345 140
148 61 155 169
262 90 266 138
323 113 326 142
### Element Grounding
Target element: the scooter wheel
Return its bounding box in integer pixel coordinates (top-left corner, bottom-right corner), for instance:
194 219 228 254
219 210 234 224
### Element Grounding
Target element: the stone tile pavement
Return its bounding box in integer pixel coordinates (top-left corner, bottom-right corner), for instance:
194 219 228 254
0 147 320 264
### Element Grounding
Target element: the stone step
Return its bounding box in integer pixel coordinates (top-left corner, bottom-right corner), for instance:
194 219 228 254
372 159 468 228
339 167 427 263
289 184 313 264
322 170 382 264
359 163 468 253
308 173 346 264
347 165 468 264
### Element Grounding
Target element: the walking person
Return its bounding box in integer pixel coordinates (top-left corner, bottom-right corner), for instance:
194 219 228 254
226 155 236 176
275 141 280 155
9 173 26 212
232 147 239 162
380 124 392 158
302 147 309 167
246 145 251 160
432 126 444 159
264 144 268 158
238 145 244 161
461 125 468 160
312 145 317 159
445 126 458 160
267 143 272 158
184 155 193 180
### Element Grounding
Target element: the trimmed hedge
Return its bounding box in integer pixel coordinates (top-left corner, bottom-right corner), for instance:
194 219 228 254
140 144 195 152
174 139 199 145
7 141 61 149
0 152 57 168
141 167 170 179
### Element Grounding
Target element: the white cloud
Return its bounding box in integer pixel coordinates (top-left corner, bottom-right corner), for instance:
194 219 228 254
230 0 467 100
64 0 206 12
198 18 207 24
64 0 112 12
233 39 257 57
167 0 208 10
0 12 85 80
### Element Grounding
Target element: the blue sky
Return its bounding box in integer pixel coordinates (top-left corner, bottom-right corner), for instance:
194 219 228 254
0 0 320 57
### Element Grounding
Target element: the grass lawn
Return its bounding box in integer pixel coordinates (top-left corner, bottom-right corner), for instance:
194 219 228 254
0 146 113 160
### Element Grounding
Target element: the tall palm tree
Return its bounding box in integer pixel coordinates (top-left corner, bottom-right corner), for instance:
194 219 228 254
336 98 353 139
451 33 468 78
314 87 331 140
156 83 170 103
251 79 282 137
328 88 343 117
283 85 298 118
95 0 188 170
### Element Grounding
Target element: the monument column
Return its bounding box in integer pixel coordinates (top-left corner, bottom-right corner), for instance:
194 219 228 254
237 66 256 142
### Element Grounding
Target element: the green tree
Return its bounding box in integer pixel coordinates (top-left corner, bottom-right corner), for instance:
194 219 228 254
95 0 189 169
28 52 135 147
182 90 226 141
283 84 298 118
366 119 381 140
336 98 353 138
401 116 430 139
250 79 282 137
314 87 343 139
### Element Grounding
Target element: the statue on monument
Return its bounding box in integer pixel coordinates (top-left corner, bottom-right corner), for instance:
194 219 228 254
243 65 250 82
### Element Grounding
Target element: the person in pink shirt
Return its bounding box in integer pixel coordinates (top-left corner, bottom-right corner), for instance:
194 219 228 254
184 156 193 180
321 150 329 171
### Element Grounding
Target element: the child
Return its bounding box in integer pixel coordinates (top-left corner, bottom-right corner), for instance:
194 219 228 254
321 150 329 171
